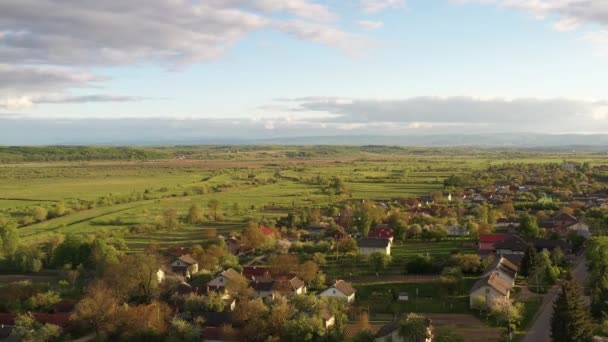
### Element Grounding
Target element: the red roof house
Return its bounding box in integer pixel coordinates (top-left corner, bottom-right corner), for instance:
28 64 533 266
368 225 394 242
478 234 511 252
242 266 270 280
260 226 274 237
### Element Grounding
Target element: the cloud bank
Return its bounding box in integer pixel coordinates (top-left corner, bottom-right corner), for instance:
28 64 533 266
0 0 370 109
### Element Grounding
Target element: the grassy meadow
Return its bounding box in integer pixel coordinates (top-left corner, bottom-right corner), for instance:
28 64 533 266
1 146 606 250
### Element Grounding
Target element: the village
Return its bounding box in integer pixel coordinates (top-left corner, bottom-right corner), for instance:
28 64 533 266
1 160 607 341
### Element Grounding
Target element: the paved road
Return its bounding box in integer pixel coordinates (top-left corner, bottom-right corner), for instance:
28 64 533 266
522 256 588 342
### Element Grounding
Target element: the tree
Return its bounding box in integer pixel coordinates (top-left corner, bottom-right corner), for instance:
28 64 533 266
439 267 464 295
471 295 487 314
11 312 61 342
241 222 270 251
268 296 293 337
337 238 358 256
162 208 179 231
550 247 564 266
167 317 202 342
32 206 48 222
283 314 325 342
352 330 376 342
208 199 221 221
298 260 319 283
551 277 593 342
0 218 19 256
407 254 433 274
398 313 431 341
489 298 523 336
520 244 537 277
369 251 391 274
72 282 120 337
102 251 161 301
186 205 205 224
519 214 540 239
448 254 481 273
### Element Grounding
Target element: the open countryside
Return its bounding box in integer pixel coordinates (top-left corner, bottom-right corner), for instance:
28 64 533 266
1 146 607 341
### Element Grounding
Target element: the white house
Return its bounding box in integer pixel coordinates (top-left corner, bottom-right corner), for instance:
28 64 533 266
207 268 242 293
319 280 356 303
156 268 165 284
469 272 512 309
358 237 391 256
566 222 591 238
171 254 198 278
482 256 518 286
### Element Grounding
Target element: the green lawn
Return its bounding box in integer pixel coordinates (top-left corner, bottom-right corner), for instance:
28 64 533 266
354 279 478 315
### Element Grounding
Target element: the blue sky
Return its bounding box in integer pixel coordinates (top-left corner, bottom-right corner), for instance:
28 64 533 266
1 0 608 143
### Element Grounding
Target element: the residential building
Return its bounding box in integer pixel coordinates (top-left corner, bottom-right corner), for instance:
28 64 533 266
319 280 356 303
478 234 511 253
494 235 527 255
359 237 391 255
368 225 395 242
469 272 512 308
207 268 243 293
171 254 198 277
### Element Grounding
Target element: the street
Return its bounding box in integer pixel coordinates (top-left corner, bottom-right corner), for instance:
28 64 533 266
522 256 588 342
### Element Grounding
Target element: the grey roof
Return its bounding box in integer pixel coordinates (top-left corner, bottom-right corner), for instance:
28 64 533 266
358 237 390 248
494 235 528 252
178 254 197 265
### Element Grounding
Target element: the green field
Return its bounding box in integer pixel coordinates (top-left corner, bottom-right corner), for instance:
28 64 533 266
1 146 606 249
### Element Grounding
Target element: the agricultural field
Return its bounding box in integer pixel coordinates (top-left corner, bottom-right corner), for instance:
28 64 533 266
1 146 606 250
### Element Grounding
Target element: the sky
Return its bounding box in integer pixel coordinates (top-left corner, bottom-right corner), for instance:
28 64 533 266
1 0 608 144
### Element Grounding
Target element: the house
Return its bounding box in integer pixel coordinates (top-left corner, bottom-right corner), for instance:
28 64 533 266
157 268 166 284
251 275 307 299
483 256 518 285
566 222 591 238
472 194 487 203
320 310 335 330
171 254 198 277
374 314 433 342
260 226 275 237
226 237 241 255
562 162 578 172
331 226 350 240
303 224 329 239
469 272 512 308
175 282 194 295
544 214 591 238
359 237 391 255
207 268 243 293
368 225 395 242
242 266 270 281
478 234 511 253
319 280 356 303
496 218 520 229
447 225 469 237
494 235 527 255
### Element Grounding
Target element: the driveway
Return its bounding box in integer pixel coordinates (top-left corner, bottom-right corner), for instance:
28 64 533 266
522 256 588 342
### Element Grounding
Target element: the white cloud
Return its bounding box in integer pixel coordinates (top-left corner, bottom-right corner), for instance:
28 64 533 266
252 0 336 22
453 0 608 55
0 0 373 111
357 20 384 30
361 0 405 14
274 20 374 56
0 96 33 109
278 96 608 133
